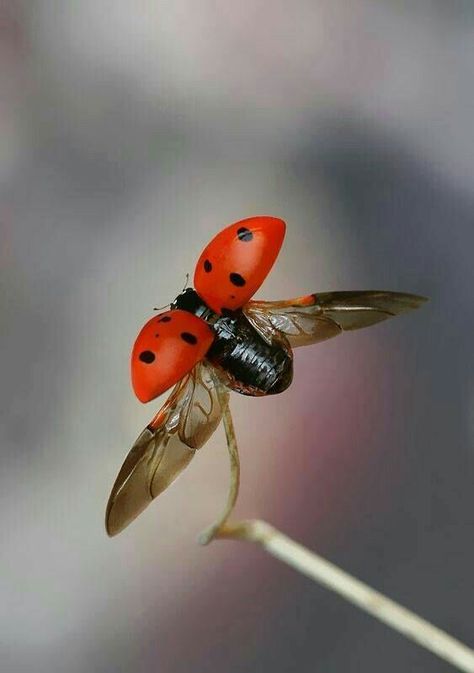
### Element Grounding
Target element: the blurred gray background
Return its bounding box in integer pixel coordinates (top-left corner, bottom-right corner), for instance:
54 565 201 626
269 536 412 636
1 2 473 672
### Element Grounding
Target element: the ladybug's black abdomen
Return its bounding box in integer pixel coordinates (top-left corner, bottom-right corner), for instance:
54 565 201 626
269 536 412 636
206 311 293 396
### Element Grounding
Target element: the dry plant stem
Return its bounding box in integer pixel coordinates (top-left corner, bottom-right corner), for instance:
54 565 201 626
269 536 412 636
202 397 474 673
216 521 474 673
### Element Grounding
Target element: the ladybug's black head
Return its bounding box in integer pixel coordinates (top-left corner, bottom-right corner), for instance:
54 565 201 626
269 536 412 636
171 288 204 313
171 287 219 323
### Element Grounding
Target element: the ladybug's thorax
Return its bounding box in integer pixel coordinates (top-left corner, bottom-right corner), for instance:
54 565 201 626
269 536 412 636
171 288 218 323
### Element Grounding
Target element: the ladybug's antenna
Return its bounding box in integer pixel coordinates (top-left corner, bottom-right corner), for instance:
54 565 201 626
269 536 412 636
153 274 190 311
182 273 190 292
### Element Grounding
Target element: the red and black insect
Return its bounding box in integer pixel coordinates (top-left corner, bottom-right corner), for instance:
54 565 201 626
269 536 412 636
106 216 426 536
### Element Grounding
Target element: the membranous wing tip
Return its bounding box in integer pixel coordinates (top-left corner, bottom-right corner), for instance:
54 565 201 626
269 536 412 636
105 363 228 536
244 290 427 348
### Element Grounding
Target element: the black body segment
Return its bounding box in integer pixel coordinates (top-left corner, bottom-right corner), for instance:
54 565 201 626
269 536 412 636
206 311 293 396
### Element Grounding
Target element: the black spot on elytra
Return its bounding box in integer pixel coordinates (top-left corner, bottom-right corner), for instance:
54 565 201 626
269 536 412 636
229 272 246 287
155 333 159 337
237 227 253 242
181 332 198 345
158 316 171 322
139 350 155 364
204 259 212 272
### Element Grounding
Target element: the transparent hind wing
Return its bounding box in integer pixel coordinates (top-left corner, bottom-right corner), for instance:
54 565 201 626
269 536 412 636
105 362 228 536
178 361 229 449
244 291 427 348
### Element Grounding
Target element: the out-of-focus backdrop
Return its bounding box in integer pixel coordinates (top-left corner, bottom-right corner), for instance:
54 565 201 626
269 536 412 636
1 2 473 672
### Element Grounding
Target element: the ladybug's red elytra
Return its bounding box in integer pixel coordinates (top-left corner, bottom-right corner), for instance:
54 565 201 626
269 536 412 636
194 215 285 314
131 309 214 402
106 215 427 536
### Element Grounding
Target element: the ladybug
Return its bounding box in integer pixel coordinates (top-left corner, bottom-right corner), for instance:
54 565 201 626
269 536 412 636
106 215 426 536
